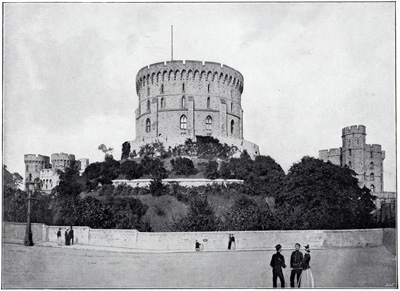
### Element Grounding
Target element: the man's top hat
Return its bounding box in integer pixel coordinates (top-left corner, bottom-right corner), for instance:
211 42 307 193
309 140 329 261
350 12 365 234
275 244 282 251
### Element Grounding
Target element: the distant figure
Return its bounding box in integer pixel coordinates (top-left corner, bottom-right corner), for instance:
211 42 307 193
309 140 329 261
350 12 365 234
270 244 286 288
228 234 232 250
56 228 62 246
231 233 236 250
195 240 201 252
70 226 74 245
298 245 314 288
65 228 70 246
290 243 303 287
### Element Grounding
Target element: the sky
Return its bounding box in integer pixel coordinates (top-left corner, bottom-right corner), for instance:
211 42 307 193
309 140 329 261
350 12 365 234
3 2 396 191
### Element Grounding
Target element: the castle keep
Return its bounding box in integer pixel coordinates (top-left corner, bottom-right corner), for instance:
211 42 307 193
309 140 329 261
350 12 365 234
319 125 385 192
128 60 259 157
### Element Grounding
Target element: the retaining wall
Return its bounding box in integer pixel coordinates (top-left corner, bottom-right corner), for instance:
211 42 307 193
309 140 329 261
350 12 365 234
3 222 385 251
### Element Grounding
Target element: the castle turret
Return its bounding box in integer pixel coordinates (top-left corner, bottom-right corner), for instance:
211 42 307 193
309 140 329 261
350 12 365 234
341 125 366 180
24 154 50 184
51 153 75 171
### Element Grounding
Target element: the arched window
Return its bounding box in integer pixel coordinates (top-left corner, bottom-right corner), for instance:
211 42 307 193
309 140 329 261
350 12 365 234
182 83 185 92
231 102 233 112
208 84 210 93
146 118 151 133
231 120 234 135
349 161 352 168
160 84 164 94
147 100 150 112
370 162 374 170
206 116 212 130
370 151 373 158
181 96 186 108
147 87 150 96
180 115 187 130
370 173 374 181
348 149 352 156
370 184 375 192
207 97 210 109
160 97 165 109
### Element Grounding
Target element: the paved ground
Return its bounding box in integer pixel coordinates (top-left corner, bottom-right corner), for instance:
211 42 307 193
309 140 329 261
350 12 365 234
2 242 396 288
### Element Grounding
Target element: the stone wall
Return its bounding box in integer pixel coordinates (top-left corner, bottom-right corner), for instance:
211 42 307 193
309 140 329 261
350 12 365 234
3 222 385 251
112 178 244 188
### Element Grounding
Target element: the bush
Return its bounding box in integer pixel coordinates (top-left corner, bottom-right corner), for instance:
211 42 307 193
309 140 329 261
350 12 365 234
149 178 167 197
204 160 219 179
171 157 198 176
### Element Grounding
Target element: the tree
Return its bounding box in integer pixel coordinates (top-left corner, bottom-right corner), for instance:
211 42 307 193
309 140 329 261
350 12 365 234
204 160 220 179
171 157 198 176
121 142 131 160
120 160 143 180
140 157 168 179
221 195 274 231
172 193 221 231
275 156 376 230
98 144 114 159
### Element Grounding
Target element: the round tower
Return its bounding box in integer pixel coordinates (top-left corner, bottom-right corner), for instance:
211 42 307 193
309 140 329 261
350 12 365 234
130 60 259 157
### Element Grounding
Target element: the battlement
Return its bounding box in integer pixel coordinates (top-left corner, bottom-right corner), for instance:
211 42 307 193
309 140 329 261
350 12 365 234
319 148 341 160
51 153 75 162
24 154 50 163
366 144 382 152
136 60 244 94
342 125 366 136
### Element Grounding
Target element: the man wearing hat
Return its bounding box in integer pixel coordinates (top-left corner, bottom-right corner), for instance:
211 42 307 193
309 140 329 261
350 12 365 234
290 243 303 287
270 244 286 288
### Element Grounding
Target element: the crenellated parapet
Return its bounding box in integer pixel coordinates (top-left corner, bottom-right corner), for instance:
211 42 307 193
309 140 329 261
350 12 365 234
136 60 244 97
342 125 366 137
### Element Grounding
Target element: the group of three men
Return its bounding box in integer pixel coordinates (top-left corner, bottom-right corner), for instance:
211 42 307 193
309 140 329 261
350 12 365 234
270 243 303 288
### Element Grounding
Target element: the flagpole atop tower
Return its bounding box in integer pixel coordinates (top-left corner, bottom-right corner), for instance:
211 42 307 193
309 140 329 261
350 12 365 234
171 25 173 61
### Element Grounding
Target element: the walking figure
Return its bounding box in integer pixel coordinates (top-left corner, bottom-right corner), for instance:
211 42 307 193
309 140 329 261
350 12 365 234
56 228 62 246
270 244 286 288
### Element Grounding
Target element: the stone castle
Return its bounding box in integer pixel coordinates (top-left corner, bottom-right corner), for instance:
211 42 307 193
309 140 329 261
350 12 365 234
127 60 259 157
24 153 89 193
319 125 385 192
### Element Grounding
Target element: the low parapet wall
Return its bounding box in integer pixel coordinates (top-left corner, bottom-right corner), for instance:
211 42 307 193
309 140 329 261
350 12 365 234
3 222 385 251
112 178 243 188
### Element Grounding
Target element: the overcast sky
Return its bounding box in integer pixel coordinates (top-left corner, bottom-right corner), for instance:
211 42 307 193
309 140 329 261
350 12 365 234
3 2 396 191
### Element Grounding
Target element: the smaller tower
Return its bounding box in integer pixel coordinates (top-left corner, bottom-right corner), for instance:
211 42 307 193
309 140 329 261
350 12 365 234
24 154 50 184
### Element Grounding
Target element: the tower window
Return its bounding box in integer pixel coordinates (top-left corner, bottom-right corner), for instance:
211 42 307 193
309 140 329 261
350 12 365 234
181 96 186 108
370 162 374 170
182 83 185 92
26 165 28 171
231 120 235 135
231 102 233 112
208 84 210 93
207 97 210 109
160 97 165 109
180 115 187 130
161 84 164 94
370 152 373 158
206 116 212 130
147 100 150 112
370 184 375 192
349 161 352 168
147 87 150 96
146 118 151 133
370 173 374 181
349 149 351 156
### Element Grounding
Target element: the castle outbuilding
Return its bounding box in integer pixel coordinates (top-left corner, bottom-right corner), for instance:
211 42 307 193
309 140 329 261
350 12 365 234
24 153 88 193
128 60 260 157
319 125 385 192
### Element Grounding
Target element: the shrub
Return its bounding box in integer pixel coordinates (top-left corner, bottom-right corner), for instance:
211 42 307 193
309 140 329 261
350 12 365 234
171 157 198 176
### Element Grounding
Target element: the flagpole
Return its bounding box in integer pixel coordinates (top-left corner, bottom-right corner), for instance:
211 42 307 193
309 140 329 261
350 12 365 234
171 25 173 61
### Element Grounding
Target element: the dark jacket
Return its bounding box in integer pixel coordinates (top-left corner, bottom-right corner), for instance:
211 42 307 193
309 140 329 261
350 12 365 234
302 253 311 270
270 253 286 273
70 229 74 238
57 230 61 237
290 250 303 269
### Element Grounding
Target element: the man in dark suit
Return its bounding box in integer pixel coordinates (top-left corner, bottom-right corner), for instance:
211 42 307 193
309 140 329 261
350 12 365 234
290 243 303 287
270 244 286 288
